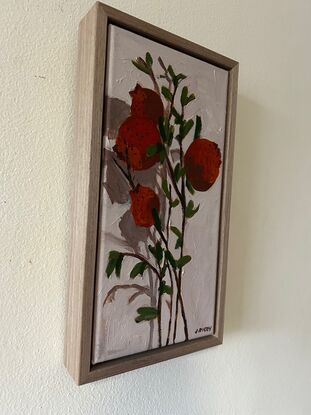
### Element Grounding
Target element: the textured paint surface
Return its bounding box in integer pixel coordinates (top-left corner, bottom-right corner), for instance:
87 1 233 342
1 0 311 414
92 24 228 364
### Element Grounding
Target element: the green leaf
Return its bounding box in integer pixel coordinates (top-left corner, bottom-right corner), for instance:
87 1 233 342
160 263 167 278
161 178 171 200
171 226 182 249
149 242 163 263
170 198 179 208
158 116 168 143
158 116 174 150
170 226 182 239
181 119 194 138
167 65 176 80
135 307 158 323
161 86 173 102
159 281 173 295
173 72 187 87
181 86 195 106
185 200 200 218
191 205 200 217
176 255 192 268
147 143 163 157
181 86 188 106
171 106 178 116
171 107 182 124
165 250 176 269
168 125 174 146
130 261 147 279
152 208 162 231
159 149 166 163
146 144 158 157
194 115 202 139
145 52 153 66
148 244 156 256
175 73 187 83
186 93 195 105
186 178 195 195
105 259 116 278
173 163 180 182
106 251 123 278
155 242 163 262
108 250 121 260
175 238 182 249
132 58 150 75
174 163 186 182
115 254 124 277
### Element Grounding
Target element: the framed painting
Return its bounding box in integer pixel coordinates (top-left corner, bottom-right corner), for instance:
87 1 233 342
65 2 238 385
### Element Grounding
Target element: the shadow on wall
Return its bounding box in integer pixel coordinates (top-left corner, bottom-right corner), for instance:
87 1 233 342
224 94 264 336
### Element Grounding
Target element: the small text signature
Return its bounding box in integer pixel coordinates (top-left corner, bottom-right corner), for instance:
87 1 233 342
195 326 212 334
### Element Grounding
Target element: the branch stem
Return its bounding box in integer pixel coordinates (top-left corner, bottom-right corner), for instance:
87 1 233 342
113 158 135 190
103 284 150 306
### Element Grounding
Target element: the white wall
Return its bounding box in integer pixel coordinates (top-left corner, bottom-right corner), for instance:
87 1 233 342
1 1 310 414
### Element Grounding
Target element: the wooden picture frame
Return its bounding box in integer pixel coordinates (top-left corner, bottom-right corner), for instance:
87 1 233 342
65 1 238 385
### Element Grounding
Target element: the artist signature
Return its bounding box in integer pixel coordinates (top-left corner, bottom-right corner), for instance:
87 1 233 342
195 326 212 334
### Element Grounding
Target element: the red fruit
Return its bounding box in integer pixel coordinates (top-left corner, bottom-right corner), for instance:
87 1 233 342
184 138 222 191
130 185 160 227
114 116 161 170
129 83 164 123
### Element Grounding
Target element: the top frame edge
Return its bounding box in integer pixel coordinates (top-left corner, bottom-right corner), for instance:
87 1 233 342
88 1 238 71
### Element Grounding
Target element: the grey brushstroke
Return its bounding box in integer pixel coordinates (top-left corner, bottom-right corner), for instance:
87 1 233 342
102 96 170 351
105 232 132 250
134 164 158 188
147 267 156 349
104 96 130 141
119 210 149 251
102 97 131 204
103 149 130 204
170 149 180 163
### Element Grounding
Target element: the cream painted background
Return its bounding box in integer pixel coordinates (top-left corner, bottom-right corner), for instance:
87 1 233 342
1 0 311 414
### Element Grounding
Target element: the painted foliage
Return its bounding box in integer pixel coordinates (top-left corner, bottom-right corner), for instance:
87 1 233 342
92 25 228 364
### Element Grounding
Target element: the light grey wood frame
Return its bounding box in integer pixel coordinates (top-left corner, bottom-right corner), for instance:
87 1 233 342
65 1 238 385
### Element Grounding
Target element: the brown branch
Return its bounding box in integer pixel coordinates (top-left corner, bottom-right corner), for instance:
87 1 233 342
112 158 135 190
128 290 150 304
164 154 184 208
103 284 150 306
165 264 174 346
157 282 162 347
173 117 189 342
158 57 173 116
165 199 174 346
168 86 177 123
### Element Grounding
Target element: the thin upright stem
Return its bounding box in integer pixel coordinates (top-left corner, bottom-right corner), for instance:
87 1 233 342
164 153 184 207
156 216 189 343
168 86 177 123
158 57 173 116
165 265 174 346
157 281 162 347
165 200 174 346
173 119 189 342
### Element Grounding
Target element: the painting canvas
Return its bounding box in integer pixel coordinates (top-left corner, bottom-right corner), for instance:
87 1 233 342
92 24 229 364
